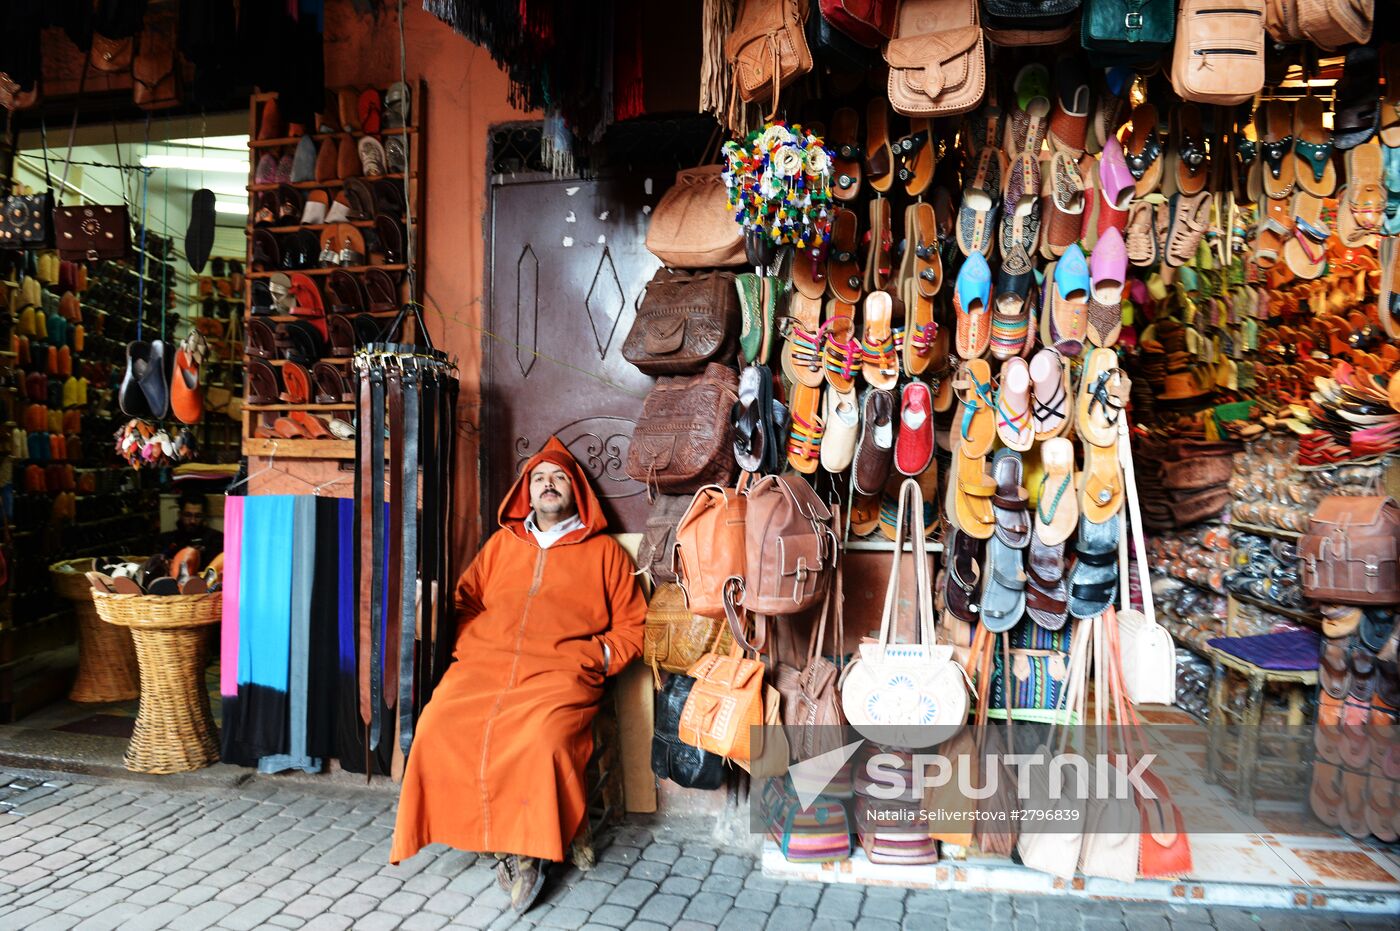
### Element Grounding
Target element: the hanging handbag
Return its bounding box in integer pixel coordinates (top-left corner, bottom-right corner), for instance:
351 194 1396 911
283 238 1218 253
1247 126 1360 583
645 166 746 269
133 21 181 110
820 0 898 45
652 672 728 789
840 478 971 749
982 0 1081 46
643 582 735 683
774 569 846 761
987 647 1071 723
674 480 749 619
1300 495 1400 605
1078 608 1141 883
726 0 813 121
0 189 54 250
622 269 740 374
1168 0 1265 106
740 473 839 618
1080 0 1175 64
53 205 132 263
625 362 740 494
1116 418 1176 704
969 628 1019 855
883 0 987 118
678 580 767 762
637 493 691 584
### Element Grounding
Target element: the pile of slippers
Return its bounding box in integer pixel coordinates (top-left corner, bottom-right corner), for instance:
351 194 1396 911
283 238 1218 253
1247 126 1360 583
114 419 198 469
86 551 222 597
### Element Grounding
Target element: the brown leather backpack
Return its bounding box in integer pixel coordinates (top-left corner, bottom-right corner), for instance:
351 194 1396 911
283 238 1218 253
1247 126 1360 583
675 482 749 619
626 362 739 494
742 473 838 616
622 269 740 375
636 493 691 583
727 0 813 122
1170 0 1266 105
1301 495 1400 605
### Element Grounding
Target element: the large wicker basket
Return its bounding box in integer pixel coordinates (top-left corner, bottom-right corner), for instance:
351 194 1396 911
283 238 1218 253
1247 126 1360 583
91 590 222 774
49 558 142 703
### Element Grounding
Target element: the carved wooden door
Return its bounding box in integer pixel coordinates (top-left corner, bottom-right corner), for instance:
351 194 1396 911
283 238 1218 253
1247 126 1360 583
484 175 661 533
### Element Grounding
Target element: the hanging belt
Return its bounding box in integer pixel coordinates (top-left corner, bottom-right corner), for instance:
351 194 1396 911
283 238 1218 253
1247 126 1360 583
385 367 405 730
356 366 374 734
398 365 420 755
417 368 439 704
368 364 387 750
437 373 459 687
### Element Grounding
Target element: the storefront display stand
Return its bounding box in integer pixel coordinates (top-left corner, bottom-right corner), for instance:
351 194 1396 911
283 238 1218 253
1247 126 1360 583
760 842 1400 914
243 437 355 460
1228 520 1302 542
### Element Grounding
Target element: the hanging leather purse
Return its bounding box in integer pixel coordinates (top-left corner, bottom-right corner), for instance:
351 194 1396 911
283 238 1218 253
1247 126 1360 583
643 582 735 683
820 0 898 45
774 568 846 761
53 205 132 263
1301 495 1400 605
0 189 54 250
1116 420 1177 704
1080 0 1176 64
726 0 814 121
883 0 986 118
133 22 181 110
981 0 1081 46
1168 0 1265 106
652 672 727 789
646 166 746 269
91 0 144 72
622 269 740 374
626 362 740 494
740 473 839 618
678 580 768 762
636 493 691 583
674 480 748 619
1077 609 1141 882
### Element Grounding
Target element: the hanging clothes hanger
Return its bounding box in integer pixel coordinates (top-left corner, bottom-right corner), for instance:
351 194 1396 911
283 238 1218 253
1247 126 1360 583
226 445 279 493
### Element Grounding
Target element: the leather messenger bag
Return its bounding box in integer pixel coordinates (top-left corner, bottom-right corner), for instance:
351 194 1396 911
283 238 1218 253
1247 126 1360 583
622 269 740 375
626 363 740 494
883 0 986 117
1301 495 1400 605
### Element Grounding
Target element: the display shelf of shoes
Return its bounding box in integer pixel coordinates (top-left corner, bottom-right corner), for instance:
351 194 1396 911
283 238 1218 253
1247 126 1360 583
241 81 427 460
1228 519 1303 541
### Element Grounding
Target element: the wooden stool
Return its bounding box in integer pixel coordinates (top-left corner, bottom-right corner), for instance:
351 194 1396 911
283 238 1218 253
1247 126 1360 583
92 590 222 774
1206 637 1318 815
49 559 140 703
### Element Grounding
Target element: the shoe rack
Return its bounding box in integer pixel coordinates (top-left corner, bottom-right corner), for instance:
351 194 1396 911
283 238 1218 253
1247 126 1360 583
241 80 427 459
193 258 245 464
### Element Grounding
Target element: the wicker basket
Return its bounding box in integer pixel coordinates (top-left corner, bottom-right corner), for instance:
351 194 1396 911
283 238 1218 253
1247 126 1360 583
91 590 222 774
49 558 141 703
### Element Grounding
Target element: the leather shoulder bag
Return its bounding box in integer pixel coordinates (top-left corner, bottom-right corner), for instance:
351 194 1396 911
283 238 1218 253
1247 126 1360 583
622 269 740 375
645 166 746 269
774 567 846 761
133 23 181 110
1081 0 1176 65
820 0 898 45
54 205 132 263
679 580 768 762
652 672 727 789
741 472 838 618
982 0 1081 46
626 362 740 494
883 0 986 118
674 480 749 619
1301 495 1400 605
636 492 692 583
643 582 734 683
1296 0 1373 50
727 0 814 121
1115 418 1176 705
1169 0 1265 105
839 478 972 748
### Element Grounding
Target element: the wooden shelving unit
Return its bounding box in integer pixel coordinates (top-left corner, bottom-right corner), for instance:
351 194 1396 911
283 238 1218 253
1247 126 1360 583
241 81 427 460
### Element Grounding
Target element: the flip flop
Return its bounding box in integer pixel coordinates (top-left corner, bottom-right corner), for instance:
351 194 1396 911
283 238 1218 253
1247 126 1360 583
860 290 899 389
944 529 983 624
1039 151 1085 260
1029 348 1071 440
895 118 935 196
955 451 997 541
953 358 997 459
1235 111 1260 206
1034 437 1078 546
1260 99 1297 200
820 385 860 473
830 106 862 201
1050 244 1089 354
866 197 893 291
1076 347 1128 448
1293 95 1337 197
995 356 1034 452
822 298 862 392
786 381 824 474
866 98 894 194
957 147 1002 258
1080 442 1123 524
1025 533 1069 631
781 293 826 389
1164 191 1211 268
979 534 1027 632
1087 227 1126 348
954 250 992 360
1068 513 1119 619
827 208 863 304
792 235 829 299
904 203 942 376
990 447 1031 548
1254 195 1293 268
1283 191 1330 280
1168 103 1209 197
1126 104 1164 197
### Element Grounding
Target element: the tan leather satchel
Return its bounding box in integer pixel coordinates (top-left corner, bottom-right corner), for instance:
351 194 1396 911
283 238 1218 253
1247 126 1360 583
679 580 767 763
727 0 814 120
741 473 838 617
643 582 734 684
883 0 986 118
675 481 749 619
773 569 846 761
622 269 740 375
645 166 746 269
625 362 740 494
1301 495 1400 605
1170 0 1265 105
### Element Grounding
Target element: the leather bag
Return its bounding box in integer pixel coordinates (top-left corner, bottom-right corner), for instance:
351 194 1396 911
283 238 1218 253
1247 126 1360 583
53 205 131 262
1078 609 1141 882
645 166 746 268
1169 0 1265 105
679 583 767 763
821 0 898 45
968 626 1018 854
622 269 740 374
0 190 54 249
982 0 1081 46
726 0 814 120
1302 496 1400 605
674 481 748 619
625 362 740 494
637 493 691 583
774 569 846 761
1267 0 1373 50
839 479 972 748
883 0 986 118
643 582 734 681
90 34 134 73
133 24 180 110
1117 416 1176 704
741 473 838 617
1081 0 1176 64
652 673 728 789
760 776 853 862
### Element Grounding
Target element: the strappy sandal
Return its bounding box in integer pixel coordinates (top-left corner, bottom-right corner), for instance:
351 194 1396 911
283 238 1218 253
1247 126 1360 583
1164 191 1211 268
954 450 997 540
904 203 941 376
944 529 983 623
1254 195 1293 269
1293 95 1337 197
1075 347 1128 448
1126 104 1164 197
1259 99 1297 200
957 147 1002 258
822 298 862 392
865 196 893 291
1339 140 1385 245
780 294 826 389
953 358 997 459
827 208 863 304
1283 191 1329 281
1034 437 1078 545
1125 198 1160 267
830 106 862 201
1029 348 1071 440
995 356 1035 452
894 118 935 196
860 290 899 389
786 381 824 475
866 98 894 195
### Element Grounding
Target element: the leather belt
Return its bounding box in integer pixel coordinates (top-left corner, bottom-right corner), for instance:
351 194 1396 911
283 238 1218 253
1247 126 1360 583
398 365 420 754
356 367 374 734
386 368 405 738
368 365 387 751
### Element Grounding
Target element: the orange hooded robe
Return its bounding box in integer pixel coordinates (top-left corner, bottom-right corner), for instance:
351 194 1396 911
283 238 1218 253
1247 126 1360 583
390 437 646 864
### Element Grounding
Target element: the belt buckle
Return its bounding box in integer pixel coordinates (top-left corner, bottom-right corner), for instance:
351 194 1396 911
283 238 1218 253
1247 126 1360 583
1125 11 1143 29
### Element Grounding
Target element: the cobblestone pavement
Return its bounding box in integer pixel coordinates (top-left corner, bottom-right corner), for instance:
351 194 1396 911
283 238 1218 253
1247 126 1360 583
0 769 1392 930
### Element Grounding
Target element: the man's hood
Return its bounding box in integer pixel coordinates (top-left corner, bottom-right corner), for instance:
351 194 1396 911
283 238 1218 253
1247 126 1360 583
498 436 607 546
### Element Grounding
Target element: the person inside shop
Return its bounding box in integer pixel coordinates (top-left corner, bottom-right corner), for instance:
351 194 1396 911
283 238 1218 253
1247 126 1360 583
390 435 647 913
159 490 225 563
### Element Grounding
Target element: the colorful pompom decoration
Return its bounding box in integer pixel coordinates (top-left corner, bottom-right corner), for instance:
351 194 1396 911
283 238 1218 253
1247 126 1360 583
722 122 833 252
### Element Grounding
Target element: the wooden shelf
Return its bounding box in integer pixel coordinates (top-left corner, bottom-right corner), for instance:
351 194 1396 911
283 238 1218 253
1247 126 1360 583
244 437 355 460
247 174 408 193
249 127 417 149
244 402 354 411
1228 520 1303 542
246 264 406 279
1228 591 1318 627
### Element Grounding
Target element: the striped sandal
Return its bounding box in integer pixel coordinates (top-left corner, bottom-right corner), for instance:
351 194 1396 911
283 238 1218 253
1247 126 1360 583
786 382 825 475
822 299 862 392
861 290 900 389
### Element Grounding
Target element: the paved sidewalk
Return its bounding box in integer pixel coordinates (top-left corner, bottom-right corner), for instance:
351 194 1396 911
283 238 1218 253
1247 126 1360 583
0 769 1389 930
